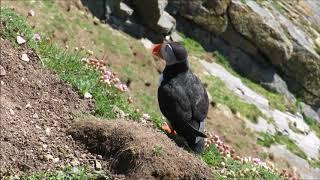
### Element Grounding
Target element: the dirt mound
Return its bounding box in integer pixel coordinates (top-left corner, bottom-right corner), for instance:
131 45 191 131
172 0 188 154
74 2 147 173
0 39 99 175
69 119 213 179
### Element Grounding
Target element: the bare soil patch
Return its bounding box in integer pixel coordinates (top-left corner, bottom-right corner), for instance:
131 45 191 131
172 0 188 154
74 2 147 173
0 39 100 176
69 118 213 179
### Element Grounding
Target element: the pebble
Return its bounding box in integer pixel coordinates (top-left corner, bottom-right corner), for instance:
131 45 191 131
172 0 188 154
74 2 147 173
80 154 87 159
71 158 80 166
45 127 51 136
17 36 26 45
0 81 4 85
39 136 46 142
32 113 39 119
0 65 6 76
35 125 41 130
28 10 35 17
21 53 30 62
25 103 32 109
97 155 103 160
220 162 226 167
9 109 15 115
84 92 92 99
127 96 133 104
33 33 41 41
53 157 59 163
44 154 54 161
95 161 102 170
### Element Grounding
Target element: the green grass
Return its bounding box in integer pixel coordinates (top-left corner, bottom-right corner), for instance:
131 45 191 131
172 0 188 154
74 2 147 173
153 145 163 156
309 159 320 168
201 145 281 179
240 0 246 4
134 91 164 129
39 42 141 120
257 132 275 148
23 166 108 180
179 32 207 57
1 7 143 121
303 114 320 138
213 51 297 113
205 76 264 123
315 42 320 56
288 122 304 134
0 7 36 49
271 0 285 14
257 132 308 160
19 0 131 56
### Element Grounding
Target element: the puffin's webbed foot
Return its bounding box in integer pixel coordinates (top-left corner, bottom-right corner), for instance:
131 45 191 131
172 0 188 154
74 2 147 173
162 122 177 135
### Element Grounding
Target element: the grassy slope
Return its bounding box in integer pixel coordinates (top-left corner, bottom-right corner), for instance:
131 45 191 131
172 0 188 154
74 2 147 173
3 0 164 127
0 8 109 178
180 31 320 167
202 145 281 179
204 76 264 123
213 51 297 113
0 7 282 179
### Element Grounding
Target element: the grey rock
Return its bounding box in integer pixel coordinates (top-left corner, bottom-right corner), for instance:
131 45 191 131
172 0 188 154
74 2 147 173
228 0 293 66
114 2 134 20
0 65 6 76
157 11 176 34
270 145 320 179
168 31 183 42
105 0 121 20
178 0 229 35
201 60 320 160
80 0 106 19
121 20 146 37
95 160 102 170
211 34 295 102
301 102 320 122
133 0 175 34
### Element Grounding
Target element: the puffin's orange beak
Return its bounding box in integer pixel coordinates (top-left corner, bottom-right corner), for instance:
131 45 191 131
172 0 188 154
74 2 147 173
152 44 162 57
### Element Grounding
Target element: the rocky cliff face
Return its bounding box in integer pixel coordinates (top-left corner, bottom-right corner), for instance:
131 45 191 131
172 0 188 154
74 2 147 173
81 0 320 114
170 0 320 111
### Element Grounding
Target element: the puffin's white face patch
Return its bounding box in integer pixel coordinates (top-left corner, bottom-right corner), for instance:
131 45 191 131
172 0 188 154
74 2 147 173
160 44 179 66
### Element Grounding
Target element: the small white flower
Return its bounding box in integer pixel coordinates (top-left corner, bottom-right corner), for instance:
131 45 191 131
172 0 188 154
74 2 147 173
33 33 41 41
84 92 92 99
28 10 35 17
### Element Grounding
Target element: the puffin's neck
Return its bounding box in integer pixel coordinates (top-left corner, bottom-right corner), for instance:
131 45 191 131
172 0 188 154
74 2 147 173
163 61 189 80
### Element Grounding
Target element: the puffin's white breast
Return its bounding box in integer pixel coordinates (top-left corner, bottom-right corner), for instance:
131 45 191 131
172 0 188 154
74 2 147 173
159 73 164 86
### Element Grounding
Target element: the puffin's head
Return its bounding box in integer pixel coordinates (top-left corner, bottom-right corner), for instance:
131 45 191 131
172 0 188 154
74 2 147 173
152 42 188 66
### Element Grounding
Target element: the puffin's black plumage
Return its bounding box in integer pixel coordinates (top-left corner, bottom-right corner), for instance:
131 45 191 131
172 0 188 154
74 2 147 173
157 42 209 154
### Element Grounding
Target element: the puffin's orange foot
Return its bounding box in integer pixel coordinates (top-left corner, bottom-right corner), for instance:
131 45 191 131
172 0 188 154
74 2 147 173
162 122 177 135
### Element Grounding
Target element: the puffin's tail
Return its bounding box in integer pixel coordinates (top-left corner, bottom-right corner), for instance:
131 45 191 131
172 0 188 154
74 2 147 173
186 122 207 138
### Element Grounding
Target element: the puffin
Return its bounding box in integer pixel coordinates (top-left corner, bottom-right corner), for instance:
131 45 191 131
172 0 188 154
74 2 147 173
152 42 209 154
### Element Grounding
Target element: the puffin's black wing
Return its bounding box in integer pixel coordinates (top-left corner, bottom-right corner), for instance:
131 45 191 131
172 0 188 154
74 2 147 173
158 83 191 127
158 82 207 138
